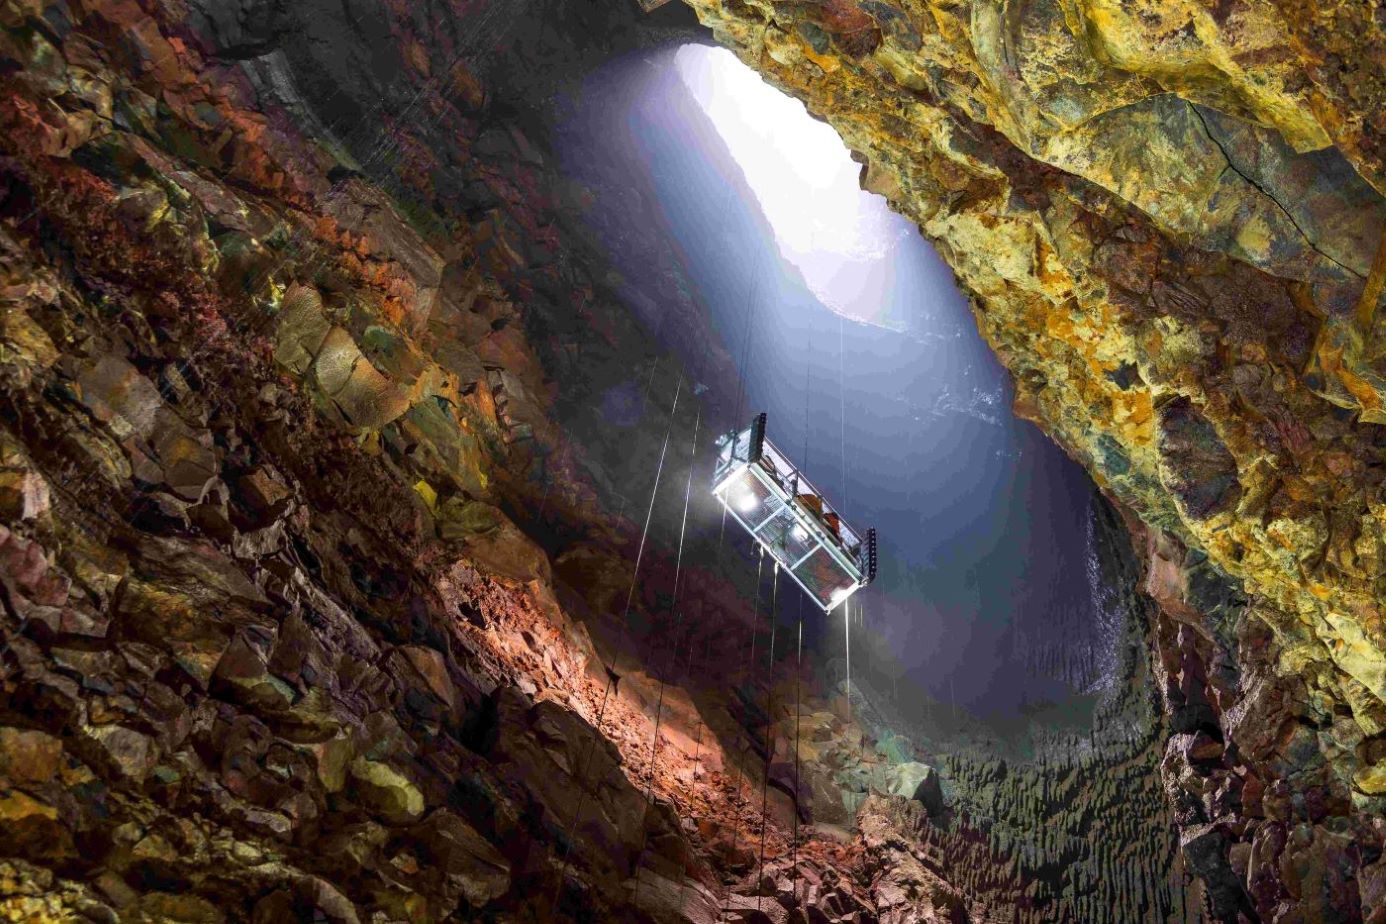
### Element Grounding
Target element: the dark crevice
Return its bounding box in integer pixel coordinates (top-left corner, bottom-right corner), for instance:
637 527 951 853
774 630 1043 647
1191 103 1364 280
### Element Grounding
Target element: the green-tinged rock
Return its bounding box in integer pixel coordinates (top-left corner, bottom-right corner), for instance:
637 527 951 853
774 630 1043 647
273 284 332 375
313 734 355 794
412 809 511 908
81 724 157 784
1354 761 1386 795
212 631 296 713
348 757 425 823
436 497 550 582
889 762 944 817
312 327 411 429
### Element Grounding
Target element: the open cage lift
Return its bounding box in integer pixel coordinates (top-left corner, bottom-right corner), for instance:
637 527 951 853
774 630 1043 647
713 413 877 612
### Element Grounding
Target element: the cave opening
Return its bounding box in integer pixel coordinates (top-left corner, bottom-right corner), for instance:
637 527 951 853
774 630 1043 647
559 43 1121 747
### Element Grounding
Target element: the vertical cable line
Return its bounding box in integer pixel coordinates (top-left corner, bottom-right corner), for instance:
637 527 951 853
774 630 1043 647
725 545 765 887
756 562 780 913
722 217 773 879
838 314 848 515
615 299 676 520
620 378 683 623
615 356 664 521
549 375 683 918
674 598 717 915
836 315 856 822
803 333 813 469
791 331 812 894
793 597 803 886
844 596 853 820
631 402 701 910
714 241 773 906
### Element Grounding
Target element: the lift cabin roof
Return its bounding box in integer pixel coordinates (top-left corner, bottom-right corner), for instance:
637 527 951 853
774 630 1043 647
713 414 876 612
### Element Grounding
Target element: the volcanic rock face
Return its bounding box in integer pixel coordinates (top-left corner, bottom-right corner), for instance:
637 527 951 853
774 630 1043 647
682 0 1386 917
0 0 748 920
0 0 1006 920
3 0 1385 922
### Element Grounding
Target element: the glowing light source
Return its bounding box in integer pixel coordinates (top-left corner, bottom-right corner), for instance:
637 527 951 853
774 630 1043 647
830 587 850 606
674 44 901 326
735 491 758 514
791 524 808 542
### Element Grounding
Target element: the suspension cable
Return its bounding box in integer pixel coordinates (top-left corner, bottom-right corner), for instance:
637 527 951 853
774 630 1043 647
620 379 682 624
835 315 863 825
839 314 848 515
845 595 852 719
726 545 765 880
756 562 780 913
804 365 812 472
549 375 683 917
793 593 803 890
675 602 719 916
616 334 671 520
631 402 702 909
733 248 768 425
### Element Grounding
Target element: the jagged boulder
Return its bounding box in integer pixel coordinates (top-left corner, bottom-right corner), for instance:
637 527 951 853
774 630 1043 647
888 762 944 818
436 496 551 583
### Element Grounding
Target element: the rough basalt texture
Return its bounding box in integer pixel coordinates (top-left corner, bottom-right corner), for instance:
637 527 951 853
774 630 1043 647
5 0 1386 921
0 0 819 920
0 0 1053 921
809 490 1202 923
682 0 1386 916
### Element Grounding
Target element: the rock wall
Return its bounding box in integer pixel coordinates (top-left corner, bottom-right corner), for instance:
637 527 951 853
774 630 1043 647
680 0 1386 917
0 0 1023 921
0 0 783 920
804 492 1202 922
5 0 1384 920
926 495 1196 922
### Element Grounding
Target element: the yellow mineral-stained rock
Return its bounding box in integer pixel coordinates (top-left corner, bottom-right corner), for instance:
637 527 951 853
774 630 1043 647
685 0 1386 740
3 0 1385 919
688 0 1385 916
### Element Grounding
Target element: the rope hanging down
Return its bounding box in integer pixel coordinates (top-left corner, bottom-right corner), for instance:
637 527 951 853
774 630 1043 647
839 314 848 516
834 316 853 803
726 545 766 873
788 326 813 896
616 322 675 519
548 306 672 523
631 402 702 908
844 595 853 819
757 562 780 913
549 375 684 917
793 593 803 888
733 248 769 426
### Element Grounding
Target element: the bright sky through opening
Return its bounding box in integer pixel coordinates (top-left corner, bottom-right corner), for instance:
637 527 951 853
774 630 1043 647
674 45 906 322
558 46 1112 722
